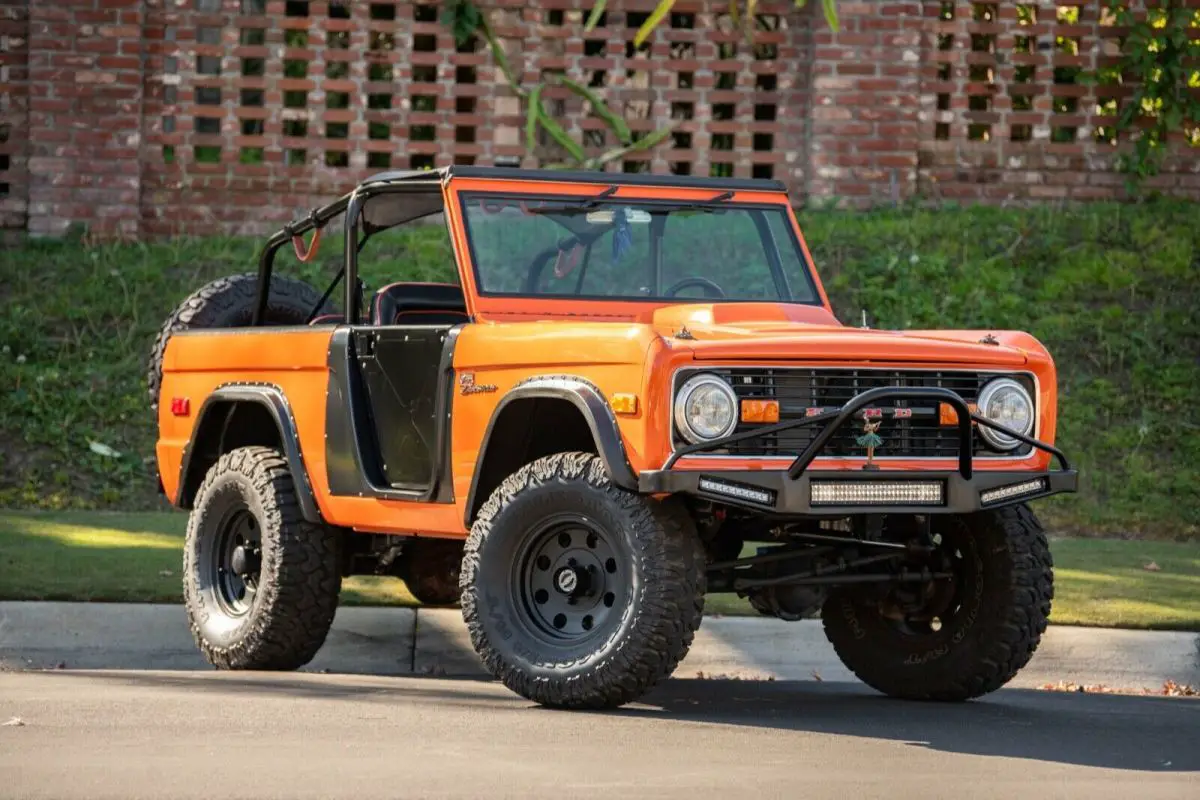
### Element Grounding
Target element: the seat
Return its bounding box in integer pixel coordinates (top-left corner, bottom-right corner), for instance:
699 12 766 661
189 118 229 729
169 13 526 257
370 282 469 326
309 313 343 326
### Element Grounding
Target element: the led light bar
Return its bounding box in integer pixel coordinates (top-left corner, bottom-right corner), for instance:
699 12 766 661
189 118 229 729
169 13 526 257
980 478 1048 506
698 477 776 506
810 481 944 506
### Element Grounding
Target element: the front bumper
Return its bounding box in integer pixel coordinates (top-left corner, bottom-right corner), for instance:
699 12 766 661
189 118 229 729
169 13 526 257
643 384 1078 516
640 467 1078 515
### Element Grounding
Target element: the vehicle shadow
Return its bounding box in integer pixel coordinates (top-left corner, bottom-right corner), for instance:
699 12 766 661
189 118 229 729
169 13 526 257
631 678 1198 773
29 668 1198 773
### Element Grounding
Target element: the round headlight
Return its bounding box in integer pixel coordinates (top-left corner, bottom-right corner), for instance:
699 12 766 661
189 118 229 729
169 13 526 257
977 378 1034 451
674 374 738 444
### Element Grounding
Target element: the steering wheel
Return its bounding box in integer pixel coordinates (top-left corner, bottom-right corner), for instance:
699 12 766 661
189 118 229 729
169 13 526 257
664 277 727 298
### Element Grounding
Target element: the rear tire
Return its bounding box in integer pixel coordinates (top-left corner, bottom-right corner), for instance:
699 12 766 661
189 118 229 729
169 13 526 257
821 504 1053 701
399 539 464 607
148 273 329 411
184 446 342 671
460 452 706 709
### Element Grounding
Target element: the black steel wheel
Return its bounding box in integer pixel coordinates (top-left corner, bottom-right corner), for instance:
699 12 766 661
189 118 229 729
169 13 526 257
208 507 261 617
513 513 626 644
184 446 342 671
821 505 1053 701
461 452 706 710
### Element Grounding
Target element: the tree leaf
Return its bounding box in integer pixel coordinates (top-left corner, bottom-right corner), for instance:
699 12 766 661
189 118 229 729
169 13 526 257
745 0 758 37
558 77 632 144
626 125 676 152
633 0 677 48
526 84 543 153
478 13 526 99
591 125 676 166
537 106 586 164
584 1 607 33
821 0 839 30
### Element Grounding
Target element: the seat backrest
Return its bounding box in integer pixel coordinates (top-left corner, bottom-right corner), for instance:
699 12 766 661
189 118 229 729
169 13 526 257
371 282 469 326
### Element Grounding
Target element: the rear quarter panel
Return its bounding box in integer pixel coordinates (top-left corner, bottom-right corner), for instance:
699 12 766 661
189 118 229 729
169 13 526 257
156 327 334 509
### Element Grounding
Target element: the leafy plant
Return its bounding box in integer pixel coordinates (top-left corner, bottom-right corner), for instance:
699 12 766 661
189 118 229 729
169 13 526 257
441 0 839 168
441 1 676 169
1098 1 1200 187
592 0 840 46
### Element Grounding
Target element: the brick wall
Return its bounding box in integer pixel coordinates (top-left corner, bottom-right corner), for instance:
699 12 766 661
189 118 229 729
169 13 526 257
919 0 1200 202
0 0 29 236
1 1 1197 239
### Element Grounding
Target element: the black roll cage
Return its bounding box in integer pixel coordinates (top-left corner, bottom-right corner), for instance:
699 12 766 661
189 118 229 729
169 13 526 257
251 166 805 326
252 173 447 326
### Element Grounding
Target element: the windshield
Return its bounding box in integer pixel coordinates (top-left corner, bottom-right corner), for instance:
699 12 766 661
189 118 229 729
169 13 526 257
458 193 820 304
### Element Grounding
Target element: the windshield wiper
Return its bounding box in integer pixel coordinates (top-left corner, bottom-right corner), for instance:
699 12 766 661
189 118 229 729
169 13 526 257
647 190 736 214
525 185 620 215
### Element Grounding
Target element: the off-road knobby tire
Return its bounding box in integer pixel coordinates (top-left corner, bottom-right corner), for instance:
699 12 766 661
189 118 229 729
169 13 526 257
460 452 706 710
147 273 329 411
400 539 465 607
821 504 1053 701
184 446 341 671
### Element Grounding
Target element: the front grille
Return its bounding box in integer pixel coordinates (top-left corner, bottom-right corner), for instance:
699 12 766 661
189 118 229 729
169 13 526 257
679 368 1034 459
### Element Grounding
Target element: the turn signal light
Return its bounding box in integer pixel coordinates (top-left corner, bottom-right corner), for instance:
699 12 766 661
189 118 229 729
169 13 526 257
610 393 639 415
939 402 979 426
741 399 780 423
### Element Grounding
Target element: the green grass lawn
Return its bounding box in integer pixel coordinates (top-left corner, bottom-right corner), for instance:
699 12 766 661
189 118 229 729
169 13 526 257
1 510 1196 630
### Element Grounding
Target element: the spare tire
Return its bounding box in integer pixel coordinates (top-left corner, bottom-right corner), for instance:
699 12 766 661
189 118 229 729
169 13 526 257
148 273 331 411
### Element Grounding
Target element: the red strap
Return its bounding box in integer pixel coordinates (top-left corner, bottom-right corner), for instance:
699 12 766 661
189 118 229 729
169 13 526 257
291 227 323 263
554 245 583 278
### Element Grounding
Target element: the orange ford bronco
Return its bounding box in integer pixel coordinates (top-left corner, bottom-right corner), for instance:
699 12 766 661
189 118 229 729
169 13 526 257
151 166 1076 709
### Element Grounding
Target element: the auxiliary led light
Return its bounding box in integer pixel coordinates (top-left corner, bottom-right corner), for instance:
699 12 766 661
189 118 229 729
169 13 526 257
979 478 1047 505
810 481 944 506
698 477 776 506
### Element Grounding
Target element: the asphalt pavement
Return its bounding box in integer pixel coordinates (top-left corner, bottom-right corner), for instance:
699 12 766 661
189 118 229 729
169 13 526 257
1 669 1196 800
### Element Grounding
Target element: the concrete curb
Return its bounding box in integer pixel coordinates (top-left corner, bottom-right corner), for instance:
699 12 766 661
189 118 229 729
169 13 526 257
1 602 1197 691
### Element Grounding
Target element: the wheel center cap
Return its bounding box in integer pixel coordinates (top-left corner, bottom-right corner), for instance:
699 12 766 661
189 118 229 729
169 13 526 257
554 567 580 595
230 544 260 577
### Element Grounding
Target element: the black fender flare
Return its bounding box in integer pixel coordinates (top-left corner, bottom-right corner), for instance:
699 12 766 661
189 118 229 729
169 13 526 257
464 375 639 527
176 383 323 524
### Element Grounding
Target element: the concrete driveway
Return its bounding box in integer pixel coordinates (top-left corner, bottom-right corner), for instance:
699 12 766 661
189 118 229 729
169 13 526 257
1 669 1196 800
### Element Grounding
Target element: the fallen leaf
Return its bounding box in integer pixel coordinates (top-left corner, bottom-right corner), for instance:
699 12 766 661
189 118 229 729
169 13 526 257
1 717 24 727
88 441 122 459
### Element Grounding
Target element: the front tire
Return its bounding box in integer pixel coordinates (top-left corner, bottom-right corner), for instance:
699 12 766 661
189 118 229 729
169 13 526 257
821 505 1053 701
184 446 342 671
461 452 706 709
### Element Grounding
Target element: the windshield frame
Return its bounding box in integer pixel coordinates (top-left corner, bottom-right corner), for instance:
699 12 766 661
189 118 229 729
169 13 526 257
455 190 824 308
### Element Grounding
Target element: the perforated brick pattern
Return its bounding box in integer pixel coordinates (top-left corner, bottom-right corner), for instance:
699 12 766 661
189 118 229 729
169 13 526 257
0 0 29 233
2 1 1197 237
137 0 810 235
918 0 1200 201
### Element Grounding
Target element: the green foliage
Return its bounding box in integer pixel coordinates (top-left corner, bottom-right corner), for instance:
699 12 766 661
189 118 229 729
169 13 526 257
439 0 839 170
440 0 481 46
2 202 1198 540
1098 1 1200 186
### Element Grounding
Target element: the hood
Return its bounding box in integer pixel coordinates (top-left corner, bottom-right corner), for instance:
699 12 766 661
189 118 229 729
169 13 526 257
649 303 1030 367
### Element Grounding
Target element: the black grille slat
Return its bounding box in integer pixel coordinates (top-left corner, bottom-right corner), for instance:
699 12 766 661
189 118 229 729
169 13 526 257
712 368 1031 459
